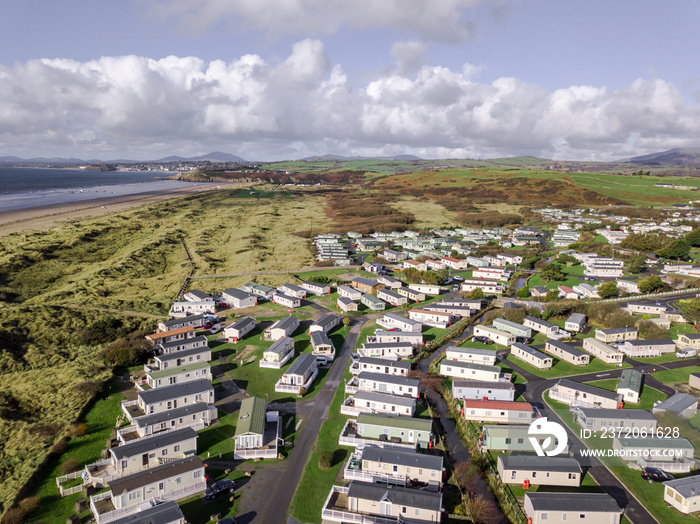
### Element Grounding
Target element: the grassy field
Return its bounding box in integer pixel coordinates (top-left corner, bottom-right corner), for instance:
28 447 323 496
504 353 630 379
0 187 337 516
584 379 666 410
24 380 128 523
387 196 459 229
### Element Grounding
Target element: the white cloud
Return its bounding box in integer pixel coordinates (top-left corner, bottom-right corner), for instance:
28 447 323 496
1 41 700 160
143 0 488 42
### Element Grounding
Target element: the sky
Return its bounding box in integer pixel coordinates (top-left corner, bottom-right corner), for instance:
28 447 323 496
0 0 699 162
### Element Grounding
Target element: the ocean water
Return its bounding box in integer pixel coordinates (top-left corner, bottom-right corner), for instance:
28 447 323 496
0 167 200 212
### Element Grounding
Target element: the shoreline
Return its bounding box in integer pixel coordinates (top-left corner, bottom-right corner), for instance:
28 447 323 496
0 183 225 237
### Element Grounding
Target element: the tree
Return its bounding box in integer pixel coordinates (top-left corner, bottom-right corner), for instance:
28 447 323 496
556 253 580 266
638 275 664 294
657 238 690 260
544 289 559 302
685 227 700 247
540 263 565 283
597 281 618 299
464 288 484 300
627 255 645 274
342 316 351 327
678 299 700 327
515 286 530 299
318 451 334 470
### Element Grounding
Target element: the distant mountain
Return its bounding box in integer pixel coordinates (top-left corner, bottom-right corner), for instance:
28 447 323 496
0 152 247 164
299 154 423 161
625 147 700 167
155 151 246 162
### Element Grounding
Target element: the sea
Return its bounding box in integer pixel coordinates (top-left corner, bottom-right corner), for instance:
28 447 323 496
0 167 201 213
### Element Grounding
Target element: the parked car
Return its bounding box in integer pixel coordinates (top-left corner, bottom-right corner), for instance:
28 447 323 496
206 479 236 499
641 467 674 483
218 302 229 308
472 336 494 345
453 275 464 281
201 324 213 331
209 323 223 334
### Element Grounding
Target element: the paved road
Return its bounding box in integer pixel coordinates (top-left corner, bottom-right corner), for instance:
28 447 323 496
499 350 700 524
248 316 368 524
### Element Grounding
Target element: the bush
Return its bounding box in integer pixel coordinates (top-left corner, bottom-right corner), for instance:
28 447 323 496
60 457 79 475
0 507 25 524
17 497 39 515
103 346 138 367
319 451 334 470
66 423 88 437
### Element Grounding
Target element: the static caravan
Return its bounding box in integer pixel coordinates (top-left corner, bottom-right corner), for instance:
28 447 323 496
544 340 590 366
617 369 643 403
272 292 301 309
621 339 675 357
595 327 637 344
582 338 624 365
461 400 534 424
573 407 657 433
358 341 413 359
510 342 553 370
664 477 700 514
355 413 434 448
356 372 420 398
549 379 621 409
376 288 408 307
498 455 582 487
361 293 386 311
338 285 362 301
377 312 422 332
473 325 515 346
439 360 507 382
374 330 423 347
444 346 497 366
264 316 300 341
224 316 255 342
221 288 257 309
452 380 516 401
337 296 358 312
480 424 566 454
309 314 341 334
352 357 411 377
524 493 621 524
492 318 531 339
408 309 454 328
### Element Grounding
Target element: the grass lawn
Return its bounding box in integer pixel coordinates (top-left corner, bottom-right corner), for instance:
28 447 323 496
198 410 239 461
652 366 700 387
544 392 700 524
288 366 354 524
629 352 689 364
26 380 128 523
225 324 350 402
527 264 585 291
504 354 630 379
585 379 667 410
496 361 527 385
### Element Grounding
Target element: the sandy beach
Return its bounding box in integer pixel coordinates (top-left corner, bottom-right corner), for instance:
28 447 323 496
0 183 224 237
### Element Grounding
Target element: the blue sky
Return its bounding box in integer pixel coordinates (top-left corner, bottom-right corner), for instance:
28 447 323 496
0 0 698 161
